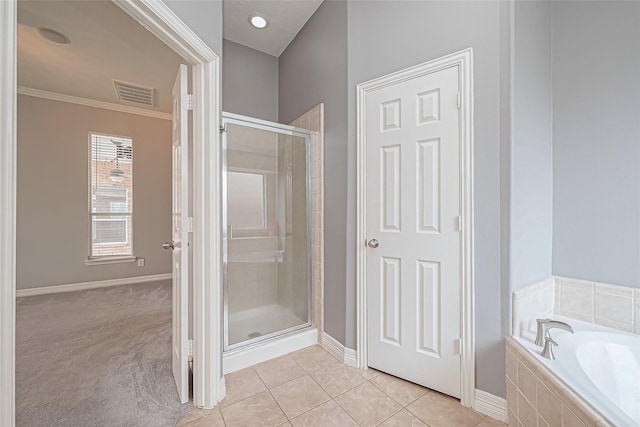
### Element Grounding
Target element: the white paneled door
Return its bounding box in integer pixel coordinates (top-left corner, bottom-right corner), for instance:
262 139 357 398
366 65 462 398
170 64 190 404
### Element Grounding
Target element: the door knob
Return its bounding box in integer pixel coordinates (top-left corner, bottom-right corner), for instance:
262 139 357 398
367 239 379 248
162 241 175 250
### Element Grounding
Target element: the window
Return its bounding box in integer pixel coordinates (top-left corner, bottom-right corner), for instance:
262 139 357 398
88 133 133 258
227 171 266 229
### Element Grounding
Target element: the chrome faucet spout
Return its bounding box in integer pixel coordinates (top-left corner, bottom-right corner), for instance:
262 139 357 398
535 319 574 346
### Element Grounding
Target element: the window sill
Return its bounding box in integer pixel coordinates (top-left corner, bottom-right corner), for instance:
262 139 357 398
84 256 136 266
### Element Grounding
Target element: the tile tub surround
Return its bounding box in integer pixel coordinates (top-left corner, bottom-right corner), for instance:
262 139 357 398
505 338 613 427
178 345 505 427
512 277 555 340
555 277 638 334
510 276 640 427
290 104 325 340
513 276 640 337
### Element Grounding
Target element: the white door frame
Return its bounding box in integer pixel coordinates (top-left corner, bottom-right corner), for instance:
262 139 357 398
356 48 475 408
0 1 224 422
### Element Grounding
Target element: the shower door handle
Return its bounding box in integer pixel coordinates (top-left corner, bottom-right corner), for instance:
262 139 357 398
367 239 379 249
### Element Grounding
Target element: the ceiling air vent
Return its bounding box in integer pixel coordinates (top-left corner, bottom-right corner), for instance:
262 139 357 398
113 80 155 107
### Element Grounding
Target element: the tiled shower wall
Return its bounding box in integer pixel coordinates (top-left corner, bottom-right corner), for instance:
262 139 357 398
290 104 324 339
227 128 280 312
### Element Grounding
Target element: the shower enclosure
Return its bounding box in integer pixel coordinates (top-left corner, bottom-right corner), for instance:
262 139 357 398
222 113 312 350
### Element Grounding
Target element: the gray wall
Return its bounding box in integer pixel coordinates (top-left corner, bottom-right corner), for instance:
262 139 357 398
510 2 553 293
278 1 349 344
17 95 172 289
223 39 279 122
552 1 640 288
346 1 506 397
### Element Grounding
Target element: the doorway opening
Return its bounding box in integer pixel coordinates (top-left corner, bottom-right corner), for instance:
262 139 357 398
0 0 222 424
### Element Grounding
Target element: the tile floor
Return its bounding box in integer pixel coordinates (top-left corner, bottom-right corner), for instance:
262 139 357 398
177 345 506 427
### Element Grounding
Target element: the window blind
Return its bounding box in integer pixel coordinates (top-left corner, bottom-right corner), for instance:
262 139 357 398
88 133 133 257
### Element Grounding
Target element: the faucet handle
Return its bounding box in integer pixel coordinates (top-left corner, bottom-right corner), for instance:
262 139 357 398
541 336 558 360
535 318 553 346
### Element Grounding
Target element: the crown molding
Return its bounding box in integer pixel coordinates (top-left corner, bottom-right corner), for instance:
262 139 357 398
17 86 172 120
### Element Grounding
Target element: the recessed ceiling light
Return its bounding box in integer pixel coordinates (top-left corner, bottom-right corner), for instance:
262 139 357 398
36 27 70 45
249 15 268 29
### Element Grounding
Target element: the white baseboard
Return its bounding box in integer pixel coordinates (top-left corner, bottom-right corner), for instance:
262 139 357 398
320 332 357 367
344 347 357 367
223 328 318 375
474 389 507 422
16 273 172 297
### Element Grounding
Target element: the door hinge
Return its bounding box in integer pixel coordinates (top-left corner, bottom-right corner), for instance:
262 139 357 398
185 94 193 110
219 124 227 134
457 215 463 232
455 338 463 355
457 92 462 109
188 339 193 361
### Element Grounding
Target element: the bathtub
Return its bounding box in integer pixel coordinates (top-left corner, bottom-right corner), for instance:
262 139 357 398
512 319 640 426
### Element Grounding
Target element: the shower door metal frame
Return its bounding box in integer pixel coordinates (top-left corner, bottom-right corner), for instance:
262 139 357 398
221 112 314 352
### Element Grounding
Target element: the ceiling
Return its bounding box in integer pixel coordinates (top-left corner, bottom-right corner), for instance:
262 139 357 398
223 0 324 57
17 1 324 112
17 1 184 113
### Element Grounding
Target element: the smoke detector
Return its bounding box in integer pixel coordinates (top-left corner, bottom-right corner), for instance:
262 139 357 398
113 80 155 107
37 27 70 44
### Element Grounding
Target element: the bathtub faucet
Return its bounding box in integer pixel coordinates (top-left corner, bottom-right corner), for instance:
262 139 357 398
535 319 574 347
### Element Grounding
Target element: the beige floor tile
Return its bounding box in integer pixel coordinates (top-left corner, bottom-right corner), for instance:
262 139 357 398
476 416 508 426
220 367 268 408
290 345 340 372
378 409 428 426
221 391 287 427
177 408 211 425
359 368 382 380
270 375 330 418
370 373 428 406
255 355 306 389
290 400 358 427
182 408 226 427
306 362 367 397
334 382 402 426
407 392 484 427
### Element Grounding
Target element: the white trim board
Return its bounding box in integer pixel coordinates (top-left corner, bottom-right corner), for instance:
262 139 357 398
320 332 357 367
474 389 507 422
16 273 172 298
0 0 16 424
355 48 476 408
17 86 173 121
223 328 317 374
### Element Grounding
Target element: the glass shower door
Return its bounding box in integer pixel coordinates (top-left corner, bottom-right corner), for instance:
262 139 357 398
222 114 311 349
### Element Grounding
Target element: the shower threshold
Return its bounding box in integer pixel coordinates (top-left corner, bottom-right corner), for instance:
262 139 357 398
227 304 309 348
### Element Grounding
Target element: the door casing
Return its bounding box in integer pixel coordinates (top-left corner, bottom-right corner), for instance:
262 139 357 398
355 48 475 408
0 1 224 423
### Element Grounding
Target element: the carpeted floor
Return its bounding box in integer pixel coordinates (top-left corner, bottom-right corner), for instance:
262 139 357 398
16 280 192 427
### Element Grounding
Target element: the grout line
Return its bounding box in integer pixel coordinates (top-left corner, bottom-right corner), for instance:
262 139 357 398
331 396 364 426
266 388 289 422
251 366 292 424
218 405 228 427
374 406 404 426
